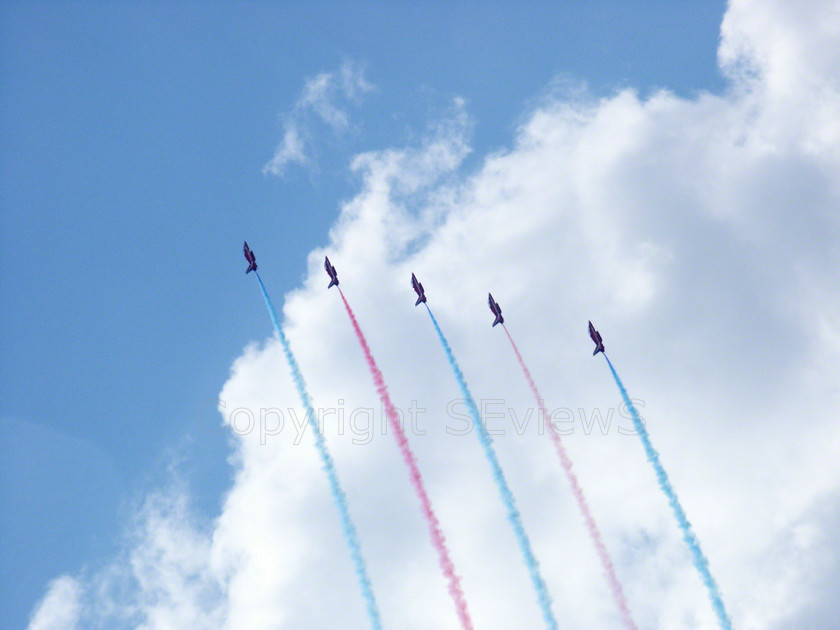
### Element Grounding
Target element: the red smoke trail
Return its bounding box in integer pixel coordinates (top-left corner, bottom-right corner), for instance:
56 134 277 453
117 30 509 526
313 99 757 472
503 325 638 630
338 288 474 630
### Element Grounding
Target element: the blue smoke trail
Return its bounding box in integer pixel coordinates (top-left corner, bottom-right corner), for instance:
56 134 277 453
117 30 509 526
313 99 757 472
255 273 383 630
604 355 732 630
425 305 558 630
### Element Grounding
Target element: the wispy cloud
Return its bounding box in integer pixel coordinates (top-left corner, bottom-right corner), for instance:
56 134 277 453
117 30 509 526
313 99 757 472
28 577 81 630
263 60 374 176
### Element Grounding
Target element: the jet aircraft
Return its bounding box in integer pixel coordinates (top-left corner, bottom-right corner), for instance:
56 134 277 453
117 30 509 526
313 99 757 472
411 273 427 306
488 293 504 327
325 256 339 289
589 321 605 355
243 241 258 274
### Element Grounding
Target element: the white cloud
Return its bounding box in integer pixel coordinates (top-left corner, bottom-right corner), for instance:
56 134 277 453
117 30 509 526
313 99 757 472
263 126 307 175
27 491 225 630
28 576 82 630
30 0 840 628
263 60 374 176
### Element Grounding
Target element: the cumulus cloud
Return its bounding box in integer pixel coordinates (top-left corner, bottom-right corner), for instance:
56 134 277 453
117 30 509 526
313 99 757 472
29 1 840 628
263 60 374 175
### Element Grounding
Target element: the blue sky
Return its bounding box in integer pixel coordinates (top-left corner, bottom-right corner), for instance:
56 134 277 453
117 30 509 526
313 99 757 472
10 1 839 629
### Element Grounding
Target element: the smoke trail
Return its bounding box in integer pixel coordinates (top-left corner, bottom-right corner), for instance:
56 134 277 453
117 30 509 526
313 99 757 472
337 288 474 630
254 273 383 630
604 355 732 630
502 326 637 630
423 305 558 630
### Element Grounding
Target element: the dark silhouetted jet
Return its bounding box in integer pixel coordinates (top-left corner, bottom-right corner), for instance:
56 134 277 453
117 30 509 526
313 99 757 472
325 256 339 289
243 241 258 274
488 293 504 327
589 321 605 355
411 273 427 306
